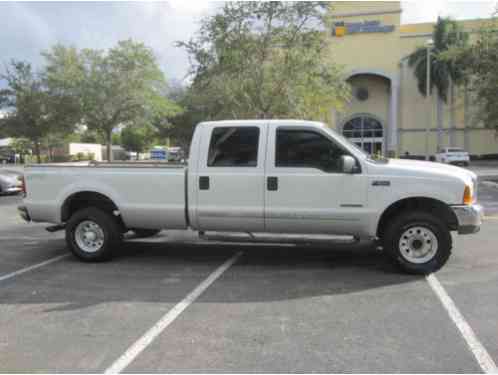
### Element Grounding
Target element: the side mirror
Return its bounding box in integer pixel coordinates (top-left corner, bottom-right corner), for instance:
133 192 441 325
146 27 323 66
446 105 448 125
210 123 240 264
341 155 356 174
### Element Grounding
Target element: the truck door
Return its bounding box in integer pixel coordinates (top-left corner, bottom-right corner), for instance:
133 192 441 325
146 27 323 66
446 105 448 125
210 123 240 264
264 124 368 235
195 123 267 232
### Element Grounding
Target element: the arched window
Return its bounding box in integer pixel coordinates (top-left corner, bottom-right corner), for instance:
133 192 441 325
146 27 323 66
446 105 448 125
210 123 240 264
342 115 384 155
343 116 383 138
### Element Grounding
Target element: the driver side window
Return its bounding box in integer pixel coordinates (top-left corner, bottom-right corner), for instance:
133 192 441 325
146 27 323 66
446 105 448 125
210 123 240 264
275 129 348 173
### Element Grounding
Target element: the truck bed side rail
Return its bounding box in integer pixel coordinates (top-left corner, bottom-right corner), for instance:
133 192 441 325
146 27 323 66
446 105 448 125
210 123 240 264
25 161 187 169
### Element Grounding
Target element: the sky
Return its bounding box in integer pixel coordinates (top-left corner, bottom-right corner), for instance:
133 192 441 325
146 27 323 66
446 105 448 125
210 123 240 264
0 1 496 85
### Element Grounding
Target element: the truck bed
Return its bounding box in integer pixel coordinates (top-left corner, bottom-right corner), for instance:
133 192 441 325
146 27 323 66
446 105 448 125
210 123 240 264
24 163 188 230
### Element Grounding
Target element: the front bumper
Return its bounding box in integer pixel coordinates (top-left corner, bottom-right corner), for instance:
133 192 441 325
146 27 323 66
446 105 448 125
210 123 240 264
451 204 484 234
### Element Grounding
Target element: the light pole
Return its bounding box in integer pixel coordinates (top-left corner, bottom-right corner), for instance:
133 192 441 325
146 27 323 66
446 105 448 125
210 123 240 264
425 39 434 161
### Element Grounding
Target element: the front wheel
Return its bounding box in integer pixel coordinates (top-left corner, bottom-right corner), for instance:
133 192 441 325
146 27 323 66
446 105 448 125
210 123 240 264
383 211 452 274
66 207 122 262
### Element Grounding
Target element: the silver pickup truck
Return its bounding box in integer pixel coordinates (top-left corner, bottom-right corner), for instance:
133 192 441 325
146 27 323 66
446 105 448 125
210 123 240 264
19 120 483 274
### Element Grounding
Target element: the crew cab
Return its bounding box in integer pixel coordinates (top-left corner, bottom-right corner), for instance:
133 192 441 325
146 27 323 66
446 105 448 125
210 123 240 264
19 120 483 274
435 147 470 166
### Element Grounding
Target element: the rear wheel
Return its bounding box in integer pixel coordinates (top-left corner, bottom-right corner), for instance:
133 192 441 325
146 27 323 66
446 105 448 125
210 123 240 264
383 211 452 274
132 229 161 238
66 207 122 262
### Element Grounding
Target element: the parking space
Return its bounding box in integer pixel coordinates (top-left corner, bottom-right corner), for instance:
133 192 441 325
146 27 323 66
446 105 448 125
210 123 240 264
1 183 497 372
125 245 480 373
0 230 66 277
0 240 236 372
435 221 498 368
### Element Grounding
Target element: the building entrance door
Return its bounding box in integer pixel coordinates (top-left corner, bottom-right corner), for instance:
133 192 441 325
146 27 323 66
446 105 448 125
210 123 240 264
353 139 383 155
343 115 384 156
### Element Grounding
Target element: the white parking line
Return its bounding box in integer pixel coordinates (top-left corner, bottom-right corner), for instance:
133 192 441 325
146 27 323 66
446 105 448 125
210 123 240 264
426 274 497 373
105 251 243 374
0 254 69 283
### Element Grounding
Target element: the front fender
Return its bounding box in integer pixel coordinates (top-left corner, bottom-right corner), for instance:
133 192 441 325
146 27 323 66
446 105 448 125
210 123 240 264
369 193 458 238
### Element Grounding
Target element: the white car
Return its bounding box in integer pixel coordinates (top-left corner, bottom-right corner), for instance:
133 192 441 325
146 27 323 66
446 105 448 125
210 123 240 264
19 120 483 274
435 147 470 166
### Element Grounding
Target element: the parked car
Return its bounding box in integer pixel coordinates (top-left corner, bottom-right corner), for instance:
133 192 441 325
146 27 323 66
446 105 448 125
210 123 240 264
435 147 470 166
167 147 184 162
19 120 482 274
0 169 22 195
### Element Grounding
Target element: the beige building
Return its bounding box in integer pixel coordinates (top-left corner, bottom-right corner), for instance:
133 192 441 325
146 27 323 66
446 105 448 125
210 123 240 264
327 1 496 158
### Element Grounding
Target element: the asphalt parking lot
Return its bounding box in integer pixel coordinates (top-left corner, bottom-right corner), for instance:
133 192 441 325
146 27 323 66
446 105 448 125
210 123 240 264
0 180 498 373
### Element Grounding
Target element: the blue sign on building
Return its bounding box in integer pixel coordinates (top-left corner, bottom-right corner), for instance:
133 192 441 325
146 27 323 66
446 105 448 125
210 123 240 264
150 149 167 160
332 20 395 36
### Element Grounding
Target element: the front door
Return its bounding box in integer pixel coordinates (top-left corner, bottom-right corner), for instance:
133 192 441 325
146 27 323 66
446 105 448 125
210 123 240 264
264 124 367 235
196 123 267 232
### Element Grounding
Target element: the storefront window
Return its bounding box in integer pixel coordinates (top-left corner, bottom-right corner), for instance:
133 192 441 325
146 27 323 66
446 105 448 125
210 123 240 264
342 115 384 155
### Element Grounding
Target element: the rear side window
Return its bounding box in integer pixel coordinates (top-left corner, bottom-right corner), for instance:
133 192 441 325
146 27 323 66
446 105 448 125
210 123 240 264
207 127 260 167
276 129 347 172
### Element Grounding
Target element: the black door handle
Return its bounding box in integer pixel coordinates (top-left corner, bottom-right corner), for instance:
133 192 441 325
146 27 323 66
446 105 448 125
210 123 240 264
199 176 210 190
267 176 278 191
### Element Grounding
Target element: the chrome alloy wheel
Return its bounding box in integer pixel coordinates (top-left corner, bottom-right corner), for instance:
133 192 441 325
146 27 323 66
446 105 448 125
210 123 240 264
75 220 105 253
399 226 439 264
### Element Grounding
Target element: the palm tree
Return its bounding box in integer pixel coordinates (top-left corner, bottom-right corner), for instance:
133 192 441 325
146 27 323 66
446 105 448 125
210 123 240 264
408 17 469 102
408 17 469 148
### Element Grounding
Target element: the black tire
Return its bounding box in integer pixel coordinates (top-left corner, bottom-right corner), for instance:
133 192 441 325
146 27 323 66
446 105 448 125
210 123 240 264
132 229 161 238
383 211 452 274
66 207 122 262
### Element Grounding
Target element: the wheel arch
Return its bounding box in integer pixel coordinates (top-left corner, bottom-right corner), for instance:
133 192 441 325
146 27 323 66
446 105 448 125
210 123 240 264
376 197 458 240
61 191 121 224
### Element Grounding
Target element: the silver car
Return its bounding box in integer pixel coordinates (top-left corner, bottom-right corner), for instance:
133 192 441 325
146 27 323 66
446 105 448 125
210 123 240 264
0 169 22 195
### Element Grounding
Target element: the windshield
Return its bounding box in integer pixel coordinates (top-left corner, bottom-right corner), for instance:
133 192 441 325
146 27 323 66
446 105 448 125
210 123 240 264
322 126 368 157
448 148 465 153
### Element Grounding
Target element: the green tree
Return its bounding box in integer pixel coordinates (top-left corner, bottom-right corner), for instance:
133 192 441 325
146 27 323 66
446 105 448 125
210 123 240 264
9 138 33 164
177 2 350 120
408 17 469 103
445 13 498 134
154 84 201 155
0 61 80 163
80 129 102 144
120 123 157 159
111 131 121 147
43 40 181 161
470 18 498 132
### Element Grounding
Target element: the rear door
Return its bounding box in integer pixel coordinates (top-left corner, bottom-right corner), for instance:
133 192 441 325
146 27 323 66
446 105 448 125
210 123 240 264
196 123 267 232
264 124 368 235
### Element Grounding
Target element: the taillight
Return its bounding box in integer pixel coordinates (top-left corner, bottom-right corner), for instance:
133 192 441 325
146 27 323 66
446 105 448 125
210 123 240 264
463 185 472 205
19 175 26 196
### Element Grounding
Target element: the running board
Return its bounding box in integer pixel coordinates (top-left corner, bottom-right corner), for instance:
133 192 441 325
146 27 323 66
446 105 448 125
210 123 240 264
198 231 359 245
